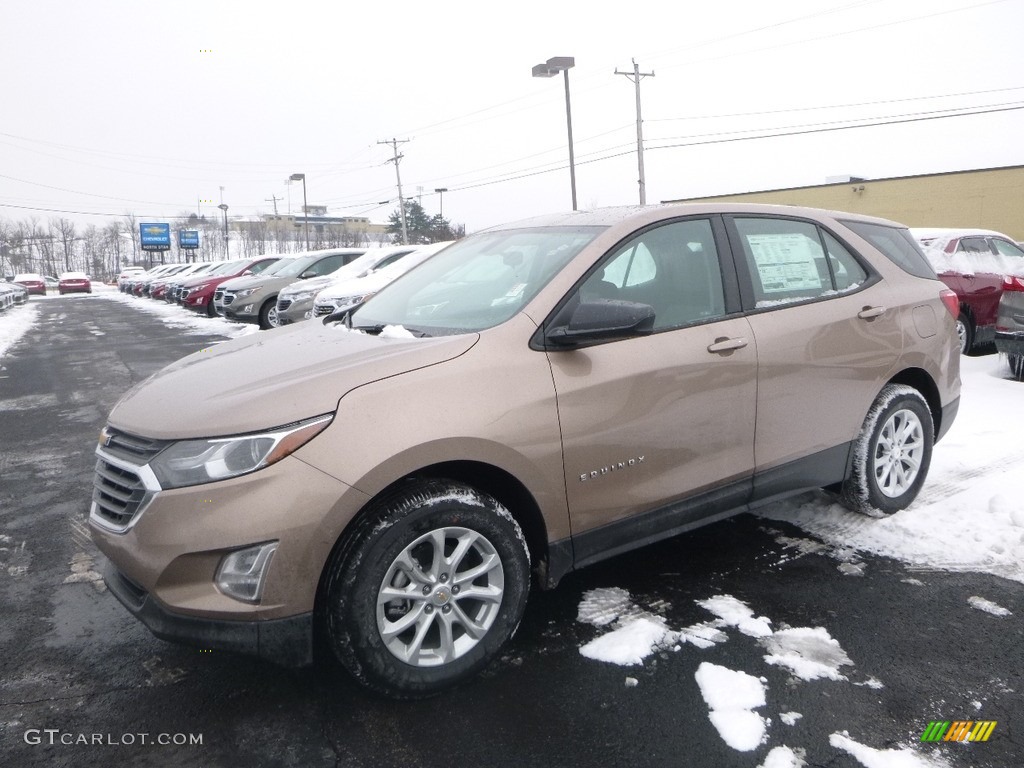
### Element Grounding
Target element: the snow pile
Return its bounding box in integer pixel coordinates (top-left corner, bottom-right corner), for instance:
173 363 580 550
967 596 1012 617
760 626 853 681
757 746 806 768
577 587 672 665
98 292 259 339
578 616 672 666
695 662 769 752
829 732 952 768
779 712 802 726
696 594 773 637
0 304 39 358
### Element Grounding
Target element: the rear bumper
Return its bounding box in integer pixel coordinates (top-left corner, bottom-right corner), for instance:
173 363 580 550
937 396 959 443
995 331 1024 357
103 560 313 667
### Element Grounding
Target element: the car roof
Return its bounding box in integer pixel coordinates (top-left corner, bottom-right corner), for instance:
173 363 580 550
483 202 908 233
909 227 1015 241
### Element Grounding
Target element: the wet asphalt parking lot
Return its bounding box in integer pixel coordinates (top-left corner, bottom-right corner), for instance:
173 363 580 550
0 293 1020 768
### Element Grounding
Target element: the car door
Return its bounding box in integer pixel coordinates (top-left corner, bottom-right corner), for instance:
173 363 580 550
544 217 757 564
724 215 904 498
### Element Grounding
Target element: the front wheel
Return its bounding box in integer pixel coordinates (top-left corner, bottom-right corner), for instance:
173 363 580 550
322 480 530 699
841 384 933 516
258 298 279 330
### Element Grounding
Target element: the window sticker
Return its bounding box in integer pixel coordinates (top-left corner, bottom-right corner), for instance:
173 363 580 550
746 233 824 293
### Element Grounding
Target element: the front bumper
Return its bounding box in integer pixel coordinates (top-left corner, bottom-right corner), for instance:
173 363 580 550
103 561 313 667
277 296 315 325
89 450 371 656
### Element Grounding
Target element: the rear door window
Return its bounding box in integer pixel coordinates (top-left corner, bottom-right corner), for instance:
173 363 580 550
731 218 868 308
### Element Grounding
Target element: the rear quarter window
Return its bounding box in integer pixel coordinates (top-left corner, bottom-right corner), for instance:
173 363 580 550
842 221 937 280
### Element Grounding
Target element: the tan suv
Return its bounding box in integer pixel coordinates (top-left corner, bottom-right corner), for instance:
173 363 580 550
89 204 960 698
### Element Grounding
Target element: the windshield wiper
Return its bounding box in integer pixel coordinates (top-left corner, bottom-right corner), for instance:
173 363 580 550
350 323 433 338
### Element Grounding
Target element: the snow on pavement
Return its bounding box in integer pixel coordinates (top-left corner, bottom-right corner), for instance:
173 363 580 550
0 303 39 358
694 662 769 752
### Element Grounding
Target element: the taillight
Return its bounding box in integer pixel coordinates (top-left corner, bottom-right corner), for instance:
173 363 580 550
939 289 959 319
1001 275 1024 292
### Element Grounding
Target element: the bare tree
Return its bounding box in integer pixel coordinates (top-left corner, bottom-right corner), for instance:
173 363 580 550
52 217 78 272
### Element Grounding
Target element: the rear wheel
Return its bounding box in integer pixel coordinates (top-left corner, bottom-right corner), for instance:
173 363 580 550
321 480 530 699
956 312 973 354
841 384 933 516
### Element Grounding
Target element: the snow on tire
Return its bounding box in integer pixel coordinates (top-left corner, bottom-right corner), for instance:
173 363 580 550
841 384 934 517
321 480 530 699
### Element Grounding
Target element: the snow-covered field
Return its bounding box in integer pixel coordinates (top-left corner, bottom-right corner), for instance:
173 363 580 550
2 292 1020 767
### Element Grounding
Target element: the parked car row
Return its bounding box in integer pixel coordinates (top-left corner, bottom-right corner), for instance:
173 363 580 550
117 244 458 331
912 227 1024 355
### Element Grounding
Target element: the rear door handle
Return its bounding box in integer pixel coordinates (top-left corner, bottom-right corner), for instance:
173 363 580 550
857 306 886 320
707 336 748 353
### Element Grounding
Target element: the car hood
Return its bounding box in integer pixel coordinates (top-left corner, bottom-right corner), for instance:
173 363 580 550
280 275 333 299
108 322 479 440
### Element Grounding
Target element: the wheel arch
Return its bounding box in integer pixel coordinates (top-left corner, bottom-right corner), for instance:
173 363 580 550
312 461 551 635
886 367 941 436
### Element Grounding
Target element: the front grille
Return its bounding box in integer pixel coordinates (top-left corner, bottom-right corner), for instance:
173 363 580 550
180 288 191 301
92 457 150 530
313 304 334 317
221 291 236 306
101 428 166 464
277 298 292 311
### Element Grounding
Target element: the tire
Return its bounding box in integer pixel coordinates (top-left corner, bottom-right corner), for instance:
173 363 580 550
205 298 218 318
258 298 279 330
1009 354 1024 382
841 384 933 516
956 312 973 354
321 480 530 699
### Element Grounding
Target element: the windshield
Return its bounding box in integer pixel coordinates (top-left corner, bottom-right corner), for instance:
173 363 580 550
350 226 601 335
273 253 324 278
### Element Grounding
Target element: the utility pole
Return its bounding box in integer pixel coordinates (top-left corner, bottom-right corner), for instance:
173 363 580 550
265 194 282 216
378 138 409 244
615 58 655 204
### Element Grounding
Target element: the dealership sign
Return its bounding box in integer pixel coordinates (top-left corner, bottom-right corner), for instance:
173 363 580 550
179 230 200 249
140 223 171 252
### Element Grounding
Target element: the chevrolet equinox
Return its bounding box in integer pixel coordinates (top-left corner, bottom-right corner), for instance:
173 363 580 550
89 204 961 698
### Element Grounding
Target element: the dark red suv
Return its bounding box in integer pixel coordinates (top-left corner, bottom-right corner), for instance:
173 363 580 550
180 257 280 316
912 228 1024 353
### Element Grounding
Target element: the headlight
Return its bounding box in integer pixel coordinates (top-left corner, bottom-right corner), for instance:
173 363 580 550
234 288 258 299
149 414 332 489
334 294 367 312
285 288 317 303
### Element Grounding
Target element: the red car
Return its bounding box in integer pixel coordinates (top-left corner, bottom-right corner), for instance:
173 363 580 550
180 257 280 316
13 273 46 295
912 228 1024 353
58 271 92 294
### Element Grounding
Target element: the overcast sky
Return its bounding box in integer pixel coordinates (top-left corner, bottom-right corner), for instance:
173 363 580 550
2 0 1022 234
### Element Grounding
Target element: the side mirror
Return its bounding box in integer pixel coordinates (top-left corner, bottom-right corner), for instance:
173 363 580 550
546 300 656 347
299 270 317 279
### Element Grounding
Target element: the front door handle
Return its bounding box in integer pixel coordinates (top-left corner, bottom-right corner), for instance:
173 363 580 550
707 336 748 354
857 306 886 320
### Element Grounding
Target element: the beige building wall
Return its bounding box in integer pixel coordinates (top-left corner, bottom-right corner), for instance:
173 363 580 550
670 165 1024 241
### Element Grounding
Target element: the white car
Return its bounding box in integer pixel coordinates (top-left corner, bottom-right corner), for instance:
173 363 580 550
312 241 454 319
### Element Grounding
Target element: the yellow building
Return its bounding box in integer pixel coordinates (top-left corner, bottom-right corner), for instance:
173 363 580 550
668 165 1024 241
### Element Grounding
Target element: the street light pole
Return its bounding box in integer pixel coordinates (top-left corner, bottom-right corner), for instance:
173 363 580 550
290 173 309 251
434 187 448 219
217 203 229 258
532 56 577 211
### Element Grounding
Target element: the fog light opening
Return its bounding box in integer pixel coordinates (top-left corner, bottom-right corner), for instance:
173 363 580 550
216 542 278 603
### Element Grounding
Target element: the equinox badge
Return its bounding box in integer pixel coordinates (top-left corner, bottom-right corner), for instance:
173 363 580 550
580 456 645 482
